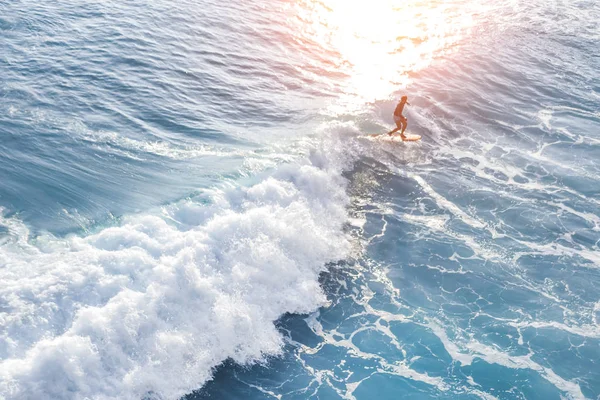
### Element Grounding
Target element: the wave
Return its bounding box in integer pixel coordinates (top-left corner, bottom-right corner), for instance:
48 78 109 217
0 127 357 400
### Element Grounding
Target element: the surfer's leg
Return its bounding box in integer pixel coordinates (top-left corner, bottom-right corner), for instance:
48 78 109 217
388 120 402 135
389 115 403 135
400 118 407 138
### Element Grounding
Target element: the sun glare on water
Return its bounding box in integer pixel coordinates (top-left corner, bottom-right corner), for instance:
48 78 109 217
290 0 479 109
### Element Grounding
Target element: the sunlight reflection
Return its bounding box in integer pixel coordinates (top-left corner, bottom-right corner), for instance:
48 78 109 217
292 0 479 111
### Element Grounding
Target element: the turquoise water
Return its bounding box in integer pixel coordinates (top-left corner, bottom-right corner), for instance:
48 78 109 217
1 0 599 399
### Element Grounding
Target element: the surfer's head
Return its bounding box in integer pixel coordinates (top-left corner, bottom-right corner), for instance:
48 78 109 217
401 95 410 105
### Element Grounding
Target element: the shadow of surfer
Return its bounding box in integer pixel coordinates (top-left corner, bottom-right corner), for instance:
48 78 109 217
387 95 410 140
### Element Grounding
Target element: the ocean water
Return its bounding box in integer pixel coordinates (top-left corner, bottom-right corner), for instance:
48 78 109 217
1 0 599 399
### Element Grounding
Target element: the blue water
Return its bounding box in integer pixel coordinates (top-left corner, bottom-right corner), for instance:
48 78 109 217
1 0 599 399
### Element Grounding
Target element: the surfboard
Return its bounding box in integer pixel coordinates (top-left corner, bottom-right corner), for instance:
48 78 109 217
367 133 421 142
400 134 421 141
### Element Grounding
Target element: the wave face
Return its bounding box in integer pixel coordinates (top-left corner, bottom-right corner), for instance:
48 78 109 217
2 0 600 399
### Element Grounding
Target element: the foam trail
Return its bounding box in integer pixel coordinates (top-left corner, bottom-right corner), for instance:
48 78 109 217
409 174 486 230
427 321 586 400
0 139 353 400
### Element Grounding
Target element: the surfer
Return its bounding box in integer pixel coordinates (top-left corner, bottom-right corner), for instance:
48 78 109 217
387 95 410 139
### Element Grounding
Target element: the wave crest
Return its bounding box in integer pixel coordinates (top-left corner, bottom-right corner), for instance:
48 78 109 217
0 143 352 400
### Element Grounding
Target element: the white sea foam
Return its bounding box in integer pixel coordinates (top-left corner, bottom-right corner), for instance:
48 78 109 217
427 320 586 400
409 174 486 230
0 138 353 399
303 312 449 397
